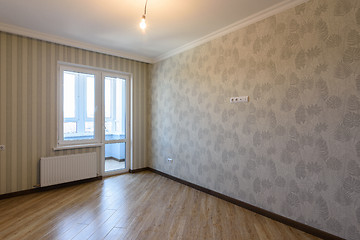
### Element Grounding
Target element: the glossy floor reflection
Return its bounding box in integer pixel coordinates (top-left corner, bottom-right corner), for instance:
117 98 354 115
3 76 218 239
0 171 321 240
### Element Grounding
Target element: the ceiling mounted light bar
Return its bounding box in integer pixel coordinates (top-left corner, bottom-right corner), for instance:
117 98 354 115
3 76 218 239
140 0 148 30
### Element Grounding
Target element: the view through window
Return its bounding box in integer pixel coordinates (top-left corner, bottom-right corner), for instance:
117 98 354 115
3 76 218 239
58 63 130 174
63 71 95 141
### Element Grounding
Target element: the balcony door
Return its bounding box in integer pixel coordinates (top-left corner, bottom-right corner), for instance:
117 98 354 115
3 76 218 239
102 73 130 176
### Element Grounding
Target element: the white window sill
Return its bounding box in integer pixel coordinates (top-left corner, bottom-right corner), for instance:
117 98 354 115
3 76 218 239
54 143 103 151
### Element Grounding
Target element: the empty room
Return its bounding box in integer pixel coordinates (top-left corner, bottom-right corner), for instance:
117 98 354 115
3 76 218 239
0 0 359 239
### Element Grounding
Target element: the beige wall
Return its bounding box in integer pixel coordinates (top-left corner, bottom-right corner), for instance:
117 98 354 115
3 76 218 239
149 0 360 239
0 32 149 194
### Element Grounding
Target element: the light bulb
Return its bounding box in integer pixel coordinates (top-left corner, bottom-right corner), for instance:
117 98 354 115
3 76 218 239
140 15 146 30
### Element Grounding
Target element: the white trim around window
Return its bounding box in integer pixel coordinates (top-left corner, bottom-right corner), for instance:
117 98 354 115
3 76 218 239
57 63 101 146
56 62 132 149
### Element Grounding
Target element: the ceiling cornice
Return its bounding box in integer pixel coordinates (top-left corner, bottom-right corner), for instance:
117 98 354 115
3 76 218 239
0 22 155 64
0 0 309 65
154 0 309 63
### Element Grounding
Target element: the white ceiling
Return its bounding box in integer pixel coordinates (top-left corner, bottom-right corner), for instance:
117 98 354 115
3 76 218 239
0 0 306 63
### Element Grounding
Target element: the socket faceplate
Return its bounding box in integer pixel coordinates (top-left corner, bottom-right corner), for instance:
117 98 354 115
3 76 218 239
230 96 249 103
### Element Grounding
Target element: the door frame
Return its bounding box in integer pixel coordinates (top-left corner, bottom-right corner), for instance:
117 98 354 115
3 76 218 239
101 71 133 177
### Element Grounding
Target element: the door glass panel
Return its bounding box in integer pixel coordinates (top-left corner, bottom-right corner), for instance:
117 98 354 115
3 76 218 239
105 142 126 172
104 76 126 141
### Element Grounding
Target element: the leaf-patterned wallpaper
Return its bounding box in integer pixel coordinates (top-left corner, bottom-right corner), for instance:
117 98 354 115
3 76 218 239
149 0 360 239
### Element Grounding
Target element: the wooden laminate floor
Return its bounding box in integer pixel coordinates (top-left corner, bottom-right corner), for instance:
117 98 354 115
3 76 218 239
0 171 320 240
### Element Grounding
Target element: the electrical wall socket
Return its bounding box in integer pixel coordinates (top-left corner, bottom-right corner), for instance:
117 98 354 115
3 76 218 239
0 145 5 151
230 96 249 103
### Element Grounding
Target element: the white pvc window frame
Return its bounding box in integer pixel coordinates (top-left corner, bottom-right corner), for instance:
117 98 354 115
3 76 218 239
57 63 101 146
56 61 133 174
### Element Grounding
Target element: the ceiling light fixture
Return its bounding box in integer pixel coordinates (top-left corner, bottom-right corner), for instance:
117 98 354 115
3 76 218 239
140 0 148 30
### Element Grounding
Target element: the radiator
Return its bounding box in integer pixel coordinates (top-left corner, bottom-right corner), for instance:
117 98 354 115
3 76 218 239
40 152 97 187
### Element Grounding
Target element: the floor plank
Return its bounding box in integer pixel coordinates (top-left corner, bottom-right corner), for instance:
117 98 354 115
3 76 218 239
0 171 321 240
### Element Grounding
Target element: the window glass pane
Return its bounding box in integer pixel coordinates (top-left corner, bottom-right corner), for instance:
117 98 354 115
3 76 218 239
63 70 95 141
64 122 76 134
105 79 111 118
115 80 122 132
63 72 75 119
87 76 95 119
85 122 94 133
105 121 112 133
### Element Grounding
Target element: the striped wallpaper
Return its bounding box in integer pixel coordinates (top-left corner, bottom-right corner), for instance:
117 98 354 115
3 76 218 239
0 31 149 195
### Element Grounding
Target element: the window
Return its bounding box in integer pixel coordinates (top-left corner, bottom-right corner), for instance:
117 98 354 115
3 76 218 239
57 62 130 149
63 71 95 140
58 64 101 146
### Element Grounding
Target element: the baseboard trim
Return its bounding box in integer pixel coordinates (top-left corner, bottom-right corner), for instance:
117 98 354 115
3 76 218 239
0 176 102 200
148 168 344 240
129 167 150 174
